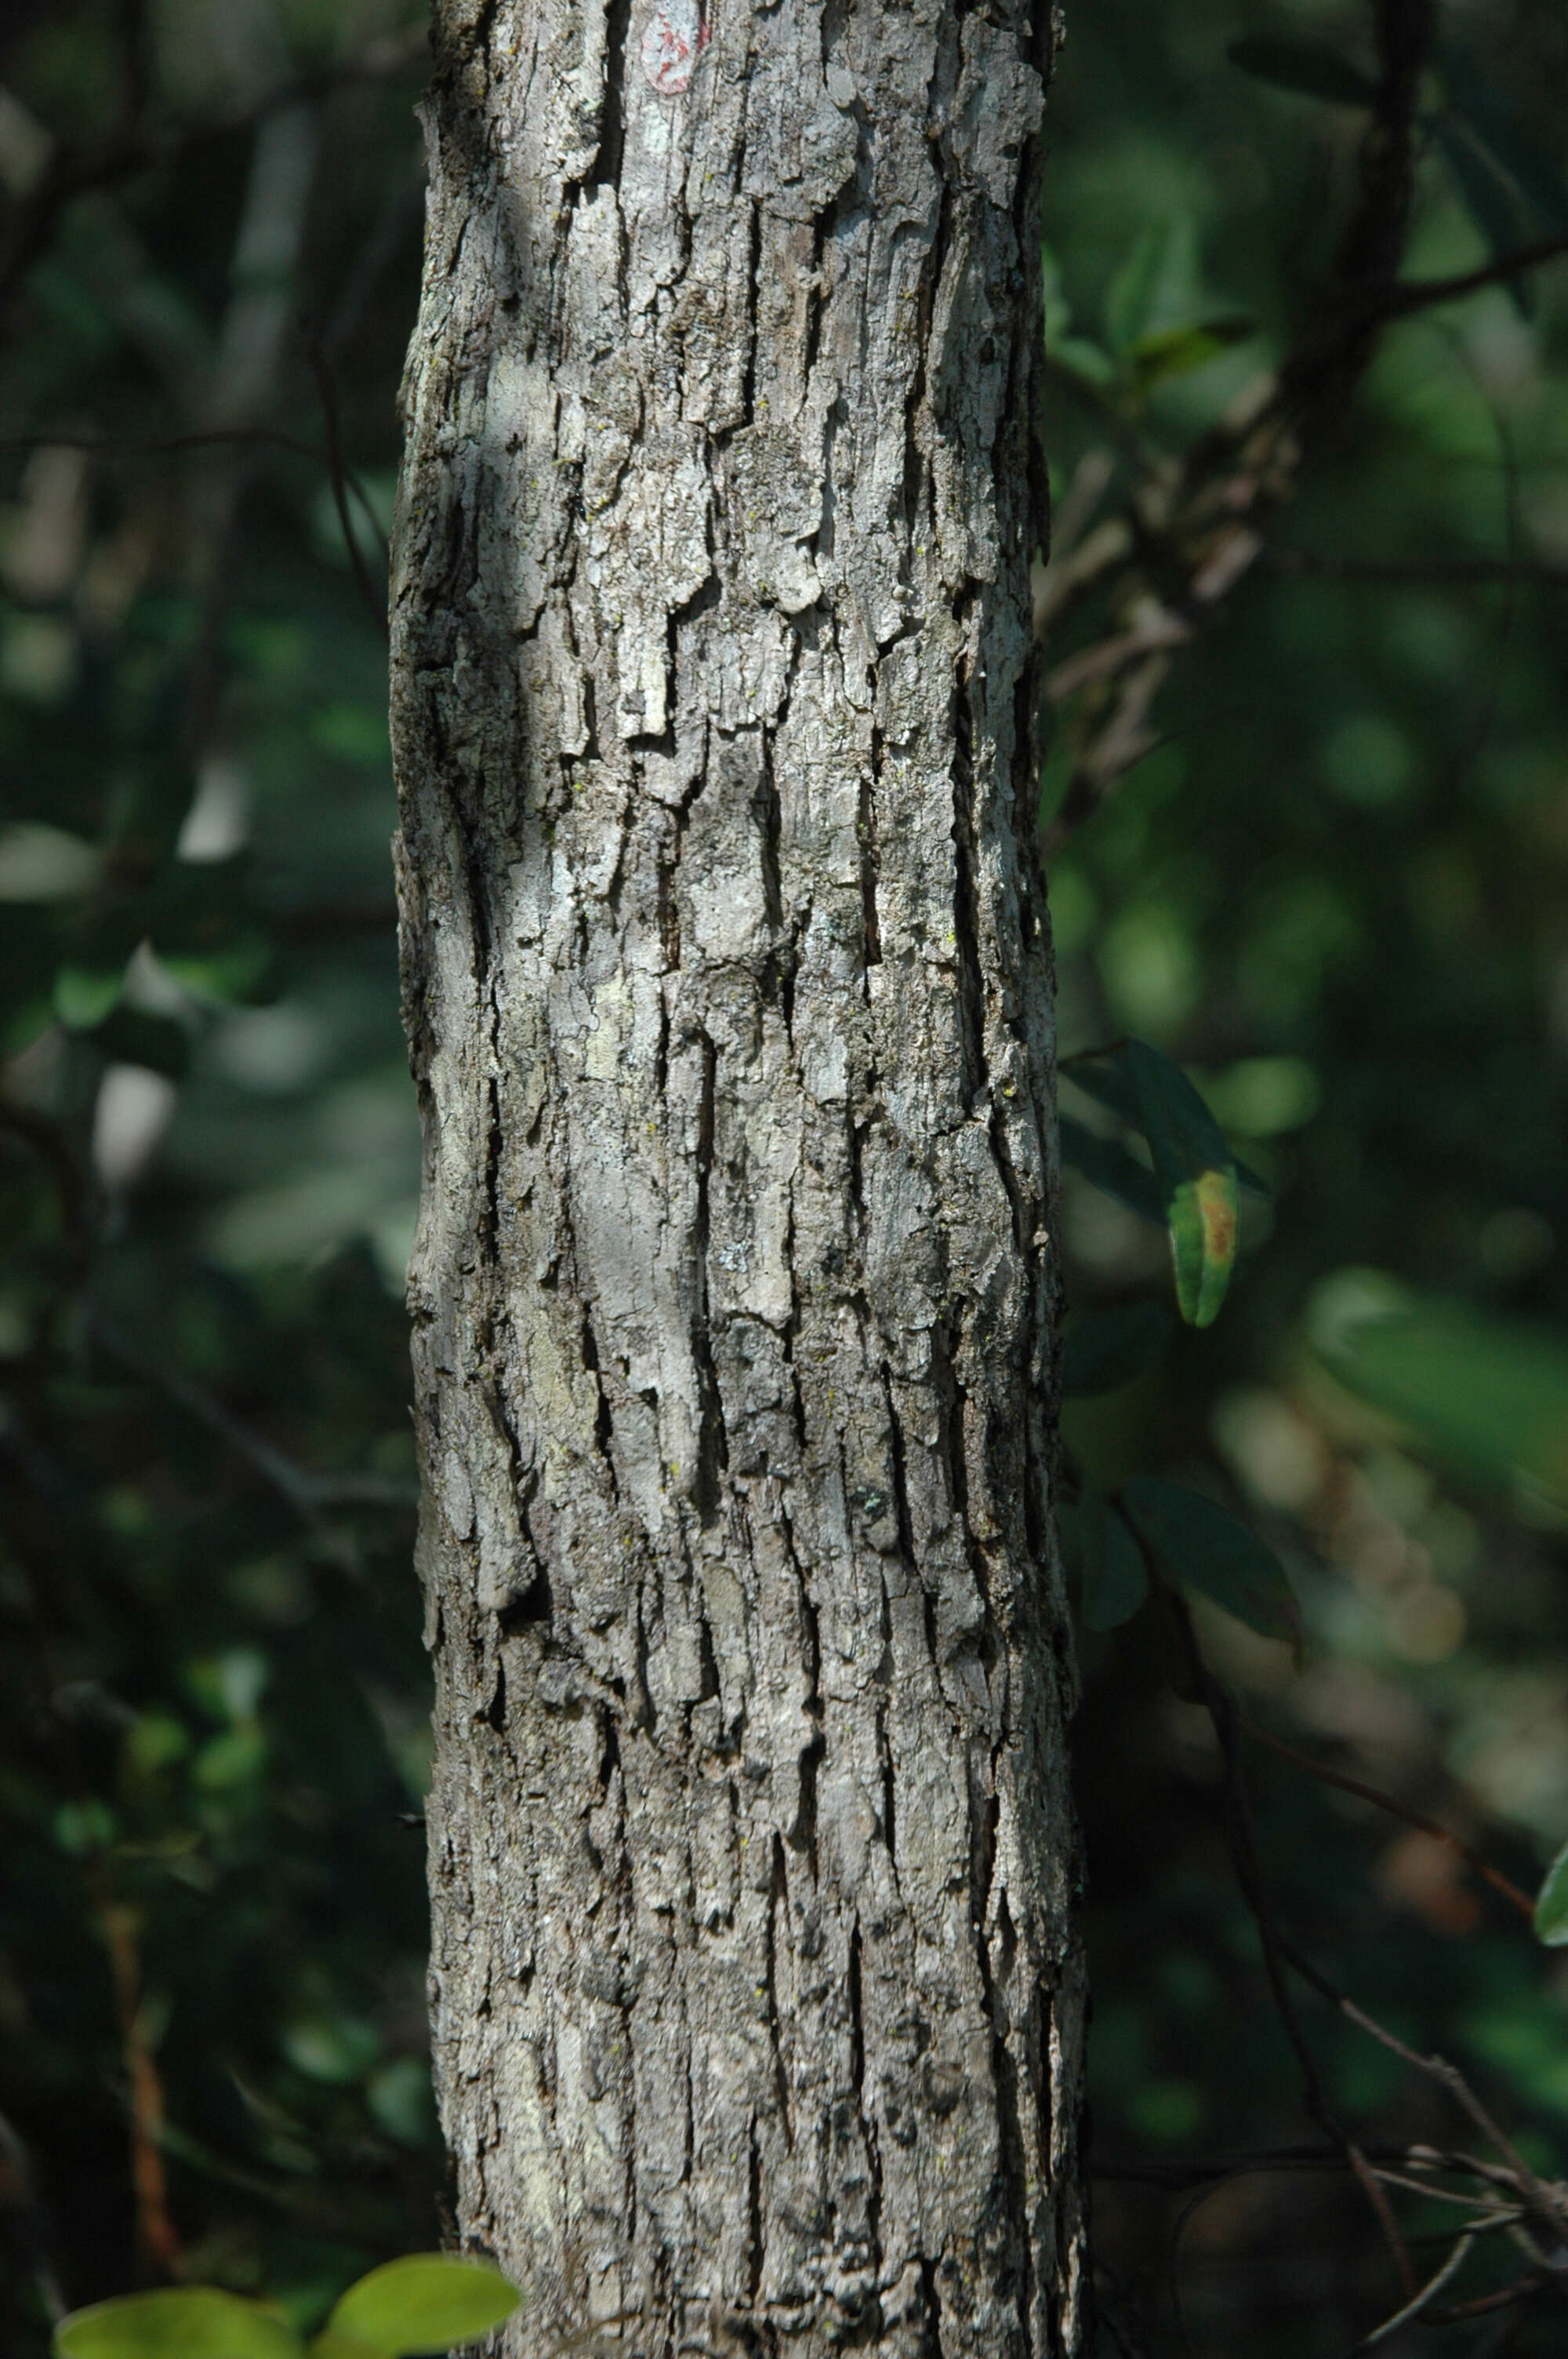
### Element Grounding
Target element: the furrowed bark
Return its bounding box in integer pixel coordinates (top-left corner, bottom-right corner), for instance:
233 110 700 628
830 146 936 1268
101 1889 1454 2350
390 2 1084 2352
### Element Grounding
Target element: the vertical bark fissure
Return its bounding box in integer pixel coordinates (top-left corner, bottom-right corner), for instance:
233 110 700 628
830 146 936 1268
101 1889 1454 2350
393 0 1084 2350
692 1026 727 1521
588 0 632 195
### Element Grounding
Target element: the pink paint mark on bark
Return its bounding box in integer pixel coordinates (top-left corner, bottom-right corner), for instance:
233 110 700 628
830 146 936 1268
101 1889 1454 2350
641 0 709 96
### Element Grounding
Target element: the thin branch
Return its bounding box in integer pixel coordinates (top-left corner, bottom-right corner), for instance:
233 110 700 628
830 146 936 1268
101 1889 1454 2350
1265 546 1568 589
1367 2168 1520 2218
0 426 316 462
273 897 399 941
1196 1659 1343 2137
307 340 388 640
1096 2142 1437 2190
89 1310 418 1523
1428 2276 1547 2327
1203 1672 1425 2301
1236 1714 1538 1923
1334 2000 1548 2211
0 29 428 321
100 1902 183 2275
1379 231 1568 320
1149 1587 1427 2326
0 430 390 576
1340 2232 1475 2355
1045 611 1192 703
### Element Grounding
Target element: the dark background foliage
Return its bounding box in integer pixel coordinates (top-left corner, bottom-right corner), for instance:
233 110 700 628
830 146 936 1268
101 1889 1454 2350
2 2 1568 2354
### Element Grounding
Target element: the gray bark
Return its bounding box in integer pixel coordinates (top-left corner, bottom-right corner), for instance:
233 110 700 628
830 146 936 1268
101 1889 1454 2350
390 2 1085 2354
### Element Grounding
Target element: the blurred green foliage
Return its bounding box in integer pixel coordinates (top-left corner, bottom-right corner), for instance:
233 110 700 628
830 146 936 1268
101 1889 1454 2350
0 2 435 2346
3 1 1568 2355
1044 1 1568 2347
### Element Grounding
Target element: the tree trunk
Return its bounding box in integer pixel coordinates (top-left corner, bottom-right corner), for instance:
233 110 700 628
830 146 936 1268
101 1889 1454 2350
390 2 1085 2353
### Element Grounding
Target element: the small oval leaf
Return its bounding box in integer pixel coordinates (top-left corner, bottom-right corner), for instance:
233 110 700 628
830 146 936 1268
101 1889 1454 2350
1167 1167 1240 1329
325 2256 521 2357
1122 1476 1301 1649
55 2289 304 2359
1534 1840 1568 1946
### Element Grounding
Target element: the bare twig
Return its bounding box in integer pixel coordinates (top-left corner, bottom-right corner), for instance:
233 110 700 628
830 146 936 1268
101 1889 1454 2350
1034 0 1526 851
1428 2275 1546 2328
1340 2231 1475 2354
1045 612 1191 703
0 30 427 321
307 340 388 640
1236 1714 1538 1924
0 428 389 567
1148 1582 1425 2327
89 1310 418 1522
100 1902 182 2274
1334 2001 1549 2212
1265 547 1568 589
1378 231 1568 321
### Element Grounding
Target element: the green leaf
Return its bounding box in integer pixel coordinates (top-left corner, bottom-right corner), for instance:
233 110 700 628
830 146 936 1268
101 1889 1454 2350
1105 217 1203 357
1084 1499 1152 1632
1308 1271 1568 1511
1045 333 1120 391
1062 1299 1172 1396
1059 1113 1163 1224
1225 37 1378 106
1126 316 1258 394
1063 1045 1242 1323
55 2289 304 2359
323 2256 521 2357
1534 1840 1568 1946
1165 1166 1241 1329
1432 119 1533 319
158 936 276 1006
1135 1045 1241 1325
1124 1045 1239 1326
55 959 130 1030
1121 1476 1301 1648
1062 1052 1143 1130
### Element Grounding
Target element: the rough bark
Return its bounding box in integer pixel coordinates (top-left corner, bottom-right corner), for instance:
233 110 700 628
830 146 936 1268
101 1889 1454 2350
390 1 1084 2354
